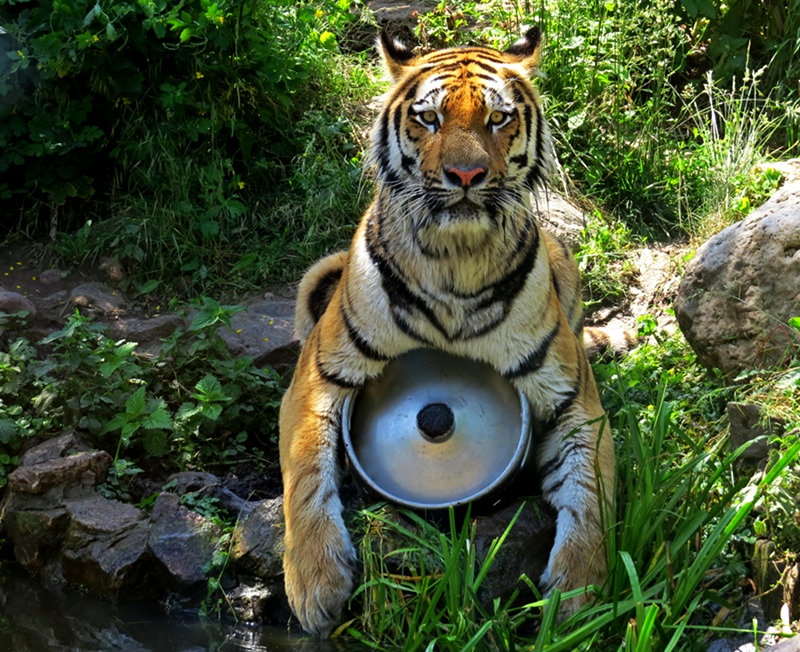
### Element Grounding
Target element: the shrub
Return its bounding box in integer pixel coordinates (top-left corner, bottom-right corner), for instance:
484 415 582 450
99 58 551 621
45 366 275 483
0 0 373 291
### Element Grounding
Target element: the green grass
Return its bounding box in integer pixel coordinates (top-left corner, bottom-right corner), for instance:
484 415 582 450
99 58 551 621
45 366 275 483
343 330 800 649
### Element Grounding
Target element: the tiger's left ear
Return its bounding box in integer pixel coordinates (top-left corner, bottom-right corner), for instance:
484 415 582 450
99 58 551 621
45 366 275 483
504 27 542 74
378 28 416 81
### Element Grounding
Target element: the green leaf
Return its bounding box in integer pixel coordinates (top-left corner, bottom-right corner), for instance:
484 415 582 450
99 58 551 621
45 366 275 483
142 430 169 457
126 386 147 417
142 406 172 430
82 3 102 27
121 421 140 443
176 402 203 422
179 28 192 42
100 412 130 435
0 419 18 443
195 374 227 400
201 403 223 421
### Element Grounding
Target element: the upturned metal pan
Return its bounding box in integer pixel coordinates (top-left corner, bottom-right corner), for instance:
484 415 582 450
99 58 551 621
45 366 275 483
342 349 533 510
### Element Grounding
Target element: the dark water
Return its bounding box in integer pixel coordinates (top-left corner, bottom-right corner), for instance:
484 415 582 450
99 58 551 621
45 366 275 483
0 564 358 652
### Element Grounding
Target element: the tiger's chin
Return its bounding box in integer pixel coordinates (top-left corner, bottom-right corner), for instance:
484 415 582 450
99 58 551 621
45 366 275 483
415 204 497 256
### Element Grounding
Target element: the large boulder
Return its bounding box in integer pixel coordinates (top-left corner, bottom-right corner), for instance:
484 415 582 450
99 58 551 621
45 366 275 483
675 179 800 377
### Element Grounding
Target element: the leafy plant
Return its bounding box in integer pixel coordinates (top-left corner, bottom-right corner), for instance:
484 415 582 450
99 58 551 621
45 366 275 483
0 303 284 487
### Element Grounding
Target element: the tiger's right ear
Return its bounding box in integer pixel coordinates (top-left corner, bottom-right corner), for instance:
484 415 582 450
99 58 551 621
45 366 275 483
378 28 416 81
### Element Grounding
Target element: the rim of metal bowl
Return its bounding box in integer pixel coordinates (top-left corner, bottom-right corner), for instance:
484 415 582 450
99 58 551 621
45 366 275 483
341 386 533 510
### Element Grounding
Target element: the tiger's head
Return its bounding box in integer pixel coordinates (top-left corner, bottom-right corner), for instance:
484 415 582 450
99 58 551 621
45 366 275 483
369 28 553 250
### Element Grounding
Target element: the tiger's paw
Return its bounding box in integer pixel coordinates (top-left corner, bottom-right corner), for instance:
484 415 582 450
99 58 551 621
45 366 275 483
284 526 357 637
540 541 604 618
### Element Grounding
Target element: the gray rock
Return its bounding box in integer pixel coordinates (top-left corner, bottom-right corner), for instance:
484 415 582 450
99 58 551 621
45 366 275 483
162 471 249 514
771 636 800 651
7 450 112 496
109 313 185 344
69 282 127 316
148 492 221 590
163 471 221 495
39 268 65 285
231 497 284 579
218 298 299 367
3 507 70 574
727 402 782 461
675 180 800 377
0 289 36 320
226 577 287 622
19 431 89 466
533 189 588 249
36 290 70 322
61 496 156 599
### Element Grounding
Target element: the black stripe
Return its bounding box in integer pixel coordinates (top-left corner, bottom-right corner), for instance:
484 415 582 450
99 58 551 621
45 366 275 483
365 215 449 338
379 108 391 150
307 268 342 324
539 453 565 481
341 306 390 361
526 102 546 188
423 50 506 65
476 221 540 310
471 59 499 75
510 153 528 168
543 476 564 494
551 269 561 300
316 352 361 389
391 308 435 345
504 321 560 379
554 386 579 421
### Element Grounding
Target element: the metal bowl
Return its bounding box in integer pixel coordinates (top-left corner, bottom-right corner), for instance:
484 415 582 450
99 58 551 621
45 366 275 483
342 349 532 510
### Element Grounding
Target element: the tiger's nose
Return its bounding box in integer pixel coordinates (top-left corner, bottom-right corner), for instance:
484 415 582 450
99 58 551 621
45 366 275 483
443 166 488 188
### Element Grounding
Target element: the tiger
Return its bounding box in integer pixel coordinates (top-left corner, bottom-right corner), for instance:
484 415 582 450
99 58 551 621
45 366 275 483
279 27 617 637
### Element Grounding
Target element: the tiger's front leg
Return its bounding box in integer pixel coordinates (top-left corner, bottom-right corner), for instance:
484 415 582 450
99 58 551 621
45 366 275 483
279 364 353 635
529 364 614 612
279 322 382 636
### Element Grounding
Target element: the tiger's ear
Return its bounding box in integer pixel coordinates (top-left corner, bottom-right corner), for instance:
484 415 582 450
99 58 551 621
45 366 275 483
504 26 542 74
378 28 416 81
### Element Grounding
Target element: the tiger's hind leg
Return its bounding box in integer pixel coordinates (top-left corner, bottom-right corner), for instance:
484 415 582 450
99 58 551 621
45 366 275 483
294 250 348 343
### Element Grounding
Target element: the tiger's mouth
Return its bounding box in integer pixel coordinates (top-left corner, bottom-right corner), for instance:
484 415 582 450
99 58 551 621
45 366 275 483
432 197 488 223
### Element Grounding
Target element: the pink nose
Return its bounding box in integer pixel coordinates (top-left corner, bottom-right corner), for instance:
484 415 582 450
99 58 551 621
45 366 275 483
444 166 487 187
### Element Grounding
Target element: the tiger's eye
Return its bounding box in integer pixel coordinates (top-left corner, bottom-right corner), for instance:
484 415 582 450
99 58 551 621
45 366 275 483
419 110 439 125
488 110 507 126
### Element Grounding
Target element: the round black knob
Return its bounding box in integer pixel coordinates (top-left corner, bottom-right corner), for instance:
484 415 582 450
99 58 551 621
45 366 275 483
417 403 455 442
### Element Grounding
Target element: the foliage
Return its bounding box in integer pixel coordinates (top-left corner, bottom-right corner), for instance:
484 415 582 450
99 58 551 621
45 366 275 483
1 0 376 293
536 0 798 236
575 213 638 308
0 302 284 488
348 505 525 648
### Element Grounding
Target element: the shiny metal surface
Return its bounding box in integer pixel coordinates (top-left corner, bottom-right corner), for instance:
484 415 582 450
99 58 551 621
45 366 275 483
342 349 532 509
